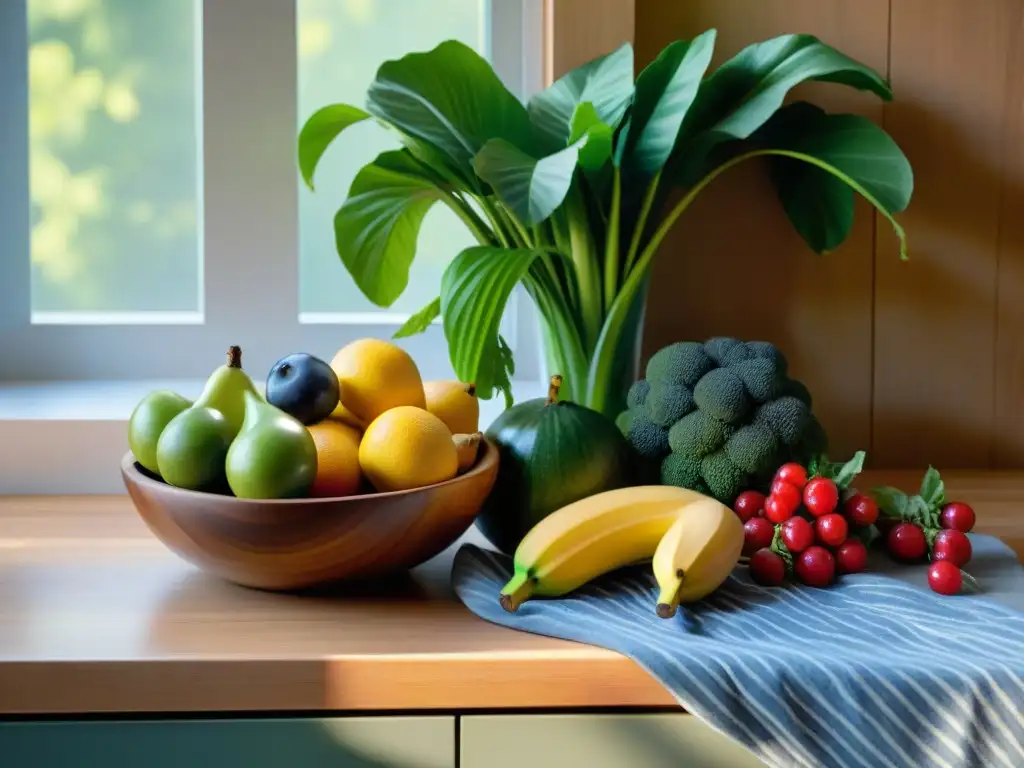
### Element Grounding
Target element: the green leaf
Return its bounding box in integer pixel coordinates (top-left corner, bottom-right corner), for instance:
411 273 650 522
851 523 879 547
473 139 582 225
906 495 930 525
624 30 717 176
674 33 893 184
392 297 441 339
297 104 371 190
440 246 548 402
366 40 534 178
756 102 852 252
831 450 866 489
569 102 613 170
333 149 444 307
770 525 794 574
919 466 946 507
528 42 634 152
870 486 910 519
753 102 913 257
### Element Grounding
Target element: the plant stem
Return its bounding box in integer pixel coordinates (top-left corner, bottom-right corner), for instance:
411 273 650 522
564 186 603 352
524 277 589 401
602 166 622 313
438 189 494 246
634 150 769 279
589 153 765 414
623 171 661 276
496 202 534 248
476 197 513 248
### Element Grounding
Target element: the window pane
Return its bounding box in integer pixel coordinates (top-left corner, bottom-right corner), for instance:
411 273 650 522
297 0 487 317
28 0 201 316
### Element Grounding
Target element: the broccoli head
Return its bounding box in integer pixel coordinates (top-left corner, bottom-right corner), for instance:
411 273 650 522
617 336 829 505
693 368 751 423
668 410 733 457
645 342 713 387
617 410 670 462
643 382 695 427
626 379 651 410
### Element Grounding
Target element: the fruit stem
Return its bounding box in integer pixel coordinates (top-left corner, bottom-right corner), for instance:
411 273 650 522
655 568 685 619
227 346 242 368
499 571 535 613
545 375 563 406
466 382 477 397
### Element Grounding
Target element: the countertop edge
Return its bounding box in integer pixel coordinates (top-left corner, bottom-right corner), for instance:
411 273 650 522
0 655 677 715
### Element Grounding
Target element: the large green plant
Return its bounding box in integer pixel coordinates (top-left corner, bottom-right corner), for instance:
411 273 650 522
298 30 913 418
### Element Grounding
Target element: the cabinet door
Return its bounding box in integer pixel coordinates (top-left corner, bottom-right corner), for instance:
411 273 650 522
0 716 454 768
461 714 764 768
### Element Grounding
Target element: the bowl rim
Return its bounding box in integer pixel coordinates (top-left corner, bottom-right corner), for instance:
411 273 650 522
121 436 498 505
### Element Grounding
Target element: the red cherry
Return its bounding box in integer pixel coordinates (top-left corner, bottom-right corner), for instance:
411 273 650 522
887 522 927 562
835 539 868 574
815 513 849 547
803 477 840 517
749 548 786 586
843 494 879 527
733 490 766 523
742 517 775 556
932 529 972 567
780 516 814 553
764 484 801 523
774 462 808 490
928 561 963 595
794 546 836 587
940 502 976 533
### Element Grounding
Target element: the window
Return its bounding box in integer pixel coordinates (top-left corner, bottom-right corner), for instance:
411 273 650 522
0 0 544 492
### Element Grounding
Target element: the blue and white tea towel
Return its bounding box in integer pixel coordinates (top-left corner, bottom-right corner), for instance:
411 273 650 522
453 534 1024 768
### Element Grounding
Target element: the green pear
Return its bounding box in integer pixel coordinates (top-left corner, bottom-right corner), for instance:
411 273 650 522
193 345 259 438
156 407 234 491
226 390 317 499
128 390 192 475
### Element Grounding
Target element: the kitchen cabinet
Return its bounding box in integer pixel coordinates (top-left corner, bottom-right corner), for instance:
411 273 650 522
461 713 765 768
0 716 454 768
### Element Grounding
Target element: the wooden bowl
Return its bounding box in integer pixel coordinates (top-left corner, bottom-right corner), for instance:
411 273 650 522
120 439 499 591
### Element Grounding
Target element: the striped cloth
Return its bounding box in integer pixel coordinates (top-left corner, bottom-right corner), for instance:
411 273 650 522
452 534 1024 768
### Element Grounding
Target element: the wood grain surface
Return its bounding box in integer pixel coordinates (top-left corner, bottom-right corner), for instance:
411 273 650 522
635 0 889 462
633 0 1024 469
0 471 1021 715
120 440 497 591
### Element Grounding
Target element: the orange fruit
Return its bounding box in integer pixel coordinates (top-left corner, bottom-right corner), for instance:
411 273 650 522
329 338 425 424
423 380 479 434
306 420 362 497
358 406 458 492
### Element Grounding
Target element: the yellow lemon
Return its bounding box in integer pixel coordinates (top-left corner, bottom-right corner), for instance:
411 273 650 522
306 420 363 497
330 338 425 424
423 380 480 434
359 406 458 492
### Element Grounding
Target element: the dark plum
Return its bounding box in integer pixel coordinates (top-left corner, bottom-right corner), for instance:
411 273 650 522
265 353 339 425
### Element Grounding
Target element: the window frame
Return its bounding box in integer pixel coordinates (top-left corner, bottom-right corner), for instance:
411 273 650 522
0 0 637 494
0 0 543 384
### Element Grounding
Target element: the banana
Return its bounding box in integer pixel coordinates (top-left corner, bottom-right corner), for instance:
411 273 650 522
499 485 711 612
652 497 745 619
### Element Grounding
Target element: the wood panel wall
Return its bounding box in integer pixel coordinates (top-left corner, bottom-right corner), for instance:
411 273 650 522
634 0 1024 469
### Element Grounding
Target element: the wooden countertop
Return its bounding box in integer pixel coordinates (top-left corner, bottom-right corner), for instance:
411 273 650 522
1 470 1022 716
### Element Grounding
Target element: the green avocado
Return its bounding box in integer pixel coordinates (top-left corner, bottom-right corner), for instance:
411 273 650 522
128 390 192 475
225 391 317 500
155 407 234 491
